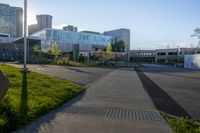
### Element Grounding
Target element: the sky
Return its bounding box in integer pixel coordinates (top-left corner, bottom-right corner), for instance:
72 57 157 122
1 0 200 50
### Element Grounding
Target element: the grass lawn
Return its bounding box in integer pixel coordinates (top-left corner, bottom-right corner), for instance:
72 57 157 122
162 113 200 133
0 63 84 132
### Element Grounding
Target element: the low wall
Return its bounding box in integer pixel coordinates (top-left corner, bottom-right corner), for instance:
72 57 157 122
184 54 200 70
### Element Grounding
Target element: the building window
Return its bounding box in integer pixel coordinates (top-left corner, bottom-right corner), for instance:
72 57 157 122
158 52 166 55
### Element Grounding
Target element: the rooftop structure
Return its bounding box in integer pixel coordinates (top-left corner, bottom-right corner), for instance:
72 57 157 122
63 25 78 32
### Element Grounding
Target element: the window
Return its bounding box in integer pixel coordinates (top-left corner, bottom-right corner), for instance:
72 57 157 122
158 52 166 55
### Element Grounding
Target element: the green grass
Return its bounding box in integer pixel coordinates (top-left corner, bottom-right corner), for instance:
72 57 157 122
162 113 200 133
0 63 84 132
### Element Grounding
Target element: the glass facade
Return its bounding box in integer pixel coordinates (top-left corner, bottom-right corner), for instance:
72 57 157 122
0 3 23 38
32 28 113 52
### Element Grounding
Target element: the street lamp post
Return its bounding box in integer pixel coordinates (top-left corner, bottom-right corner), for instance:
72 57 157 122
23 0 27 72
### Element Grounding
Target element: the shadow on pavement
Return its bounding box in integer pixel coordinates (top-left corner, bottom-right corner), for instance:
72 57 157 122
64 66 95 75
135 68 190 118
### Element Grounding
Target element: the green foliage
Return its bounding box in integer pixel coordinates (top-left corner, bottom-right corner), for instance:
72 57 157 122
33 45 41 56
0 64 83 132
50 42 61 58
178 56 184 64
162 113 200 133
106 44 112 57
79 54 85 63
55 59 69 65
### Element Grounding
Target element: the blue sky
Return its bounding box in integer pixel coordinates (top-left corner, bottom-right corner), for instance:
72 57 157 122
1 0 200 49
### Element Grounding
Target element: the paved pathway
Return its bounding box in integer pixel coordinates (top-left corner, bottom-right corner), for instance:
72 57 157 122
16 68 172 133
7 64 114 86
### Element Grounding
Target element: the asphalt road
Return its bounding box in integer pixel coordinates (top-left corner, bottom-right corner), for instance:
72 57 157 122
138 64 200 120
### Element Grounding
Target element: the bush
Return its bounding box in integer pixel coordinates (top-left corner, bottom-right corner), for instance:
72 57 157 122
162 113 200 133
55 59 69 65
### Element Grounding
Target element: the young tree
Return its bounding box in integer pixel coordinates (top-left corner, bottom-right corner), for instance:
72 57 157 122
106 43 112 57
50 42 60 61
33 45 41 56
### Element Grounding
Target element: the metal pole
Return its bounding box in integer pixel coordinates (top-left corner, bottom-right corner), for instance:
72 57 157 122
23 0 27 72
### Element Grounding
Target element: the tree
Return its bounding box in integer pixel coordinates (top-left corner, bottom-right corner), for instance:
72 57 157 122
33 45 41 56
106 43 112 57
191 28 200 53
50 42 60 61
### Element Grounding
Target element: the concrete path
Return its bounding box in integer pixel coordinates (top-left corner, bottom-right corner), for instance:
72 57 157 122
16 68 172 133
7 64 114 86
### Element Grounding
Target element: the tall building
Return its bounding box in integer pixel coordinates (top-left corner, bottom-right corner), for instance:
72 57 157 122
37 15 52 30
104 28 131 60
104 28 130 50
0 3 23 38
28 14 52 36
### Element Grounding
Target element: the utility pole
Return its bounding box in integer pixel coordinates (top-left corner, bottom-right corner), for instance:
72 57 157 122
23 0 28 72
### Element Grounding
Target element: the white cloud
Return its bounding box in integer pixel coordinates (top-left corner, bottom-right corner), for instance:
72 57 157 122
176 42 191 48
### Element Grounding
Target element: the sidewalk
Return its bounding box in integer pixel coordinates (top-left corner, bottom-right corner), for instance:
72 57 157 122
16 68 172 133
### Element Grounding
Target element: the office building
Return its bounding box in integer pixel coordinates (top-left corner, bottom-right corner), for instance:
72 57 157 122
104 28 130 61
31 28 113 53
28 14 52 36
63 25 78 32
0 33 15 43
155 48 195 64
130 50 156 63
0 3 23 38
104 29 130 51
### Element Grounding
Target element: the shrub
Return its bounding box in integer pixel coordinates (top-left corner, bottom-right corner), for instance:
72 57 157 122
162 113 200 133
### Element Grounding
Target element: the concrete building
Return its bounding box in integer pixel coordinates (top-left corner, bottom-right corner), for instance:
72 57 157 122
63 25 78 32
28 15 52 36
0 3 23 38
155 48 195 64
130 50 155 63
